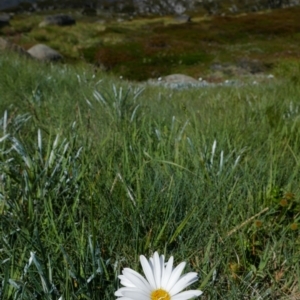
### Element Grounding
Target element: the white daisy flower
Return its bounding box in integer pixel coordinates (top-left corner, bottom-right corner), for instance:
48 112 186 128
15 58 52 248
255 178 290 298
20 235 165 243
115 251 203 300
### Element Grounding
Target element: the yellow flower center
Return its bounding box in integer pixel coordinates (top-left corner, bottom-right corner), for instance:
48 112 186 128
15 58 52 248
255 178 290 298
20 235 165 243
151 289 171 300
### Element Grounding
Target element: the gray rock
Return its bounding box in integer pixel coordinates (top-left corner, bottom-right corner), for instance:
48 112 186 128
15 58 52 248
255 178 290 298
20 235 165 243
147 73 207 89
27 44 63 61
147 73 216 89
39 14 76 27
174 14 191 23
0 14 10 27
161 74 199 84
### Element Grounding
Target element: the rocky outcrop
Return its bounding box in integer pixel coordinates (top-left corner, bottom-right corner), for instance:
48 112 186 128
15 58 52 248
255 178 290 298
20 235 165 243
39 14 76 27
27 44 63 61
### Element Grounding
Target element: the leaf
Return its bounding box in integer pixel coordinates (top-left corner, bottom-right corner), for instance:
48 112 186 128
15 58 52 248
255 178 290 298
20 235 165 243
169 206 196 244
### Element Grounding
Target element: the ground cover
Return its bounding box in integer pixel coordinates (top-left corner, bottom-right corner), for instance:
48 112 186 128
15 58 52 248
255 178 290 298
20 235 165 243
1 7 300 81
0 50 299 299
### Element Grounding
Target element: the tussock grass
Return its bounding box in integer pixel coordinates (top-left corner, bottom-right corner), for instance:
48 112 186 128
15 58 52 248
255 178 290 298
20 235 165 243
0 51 299 299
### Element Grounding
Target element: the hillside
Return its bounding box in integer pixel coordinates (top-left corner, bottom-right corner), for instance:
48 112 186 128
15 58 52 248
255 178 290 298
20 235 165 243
1 6 300 83
0 6 300 300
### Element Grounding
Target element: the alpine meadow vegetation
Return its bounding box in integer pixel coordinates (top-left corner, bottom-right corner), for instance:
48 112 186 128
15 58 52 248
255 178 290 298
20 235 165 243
0 6 300 300
0 49 300 299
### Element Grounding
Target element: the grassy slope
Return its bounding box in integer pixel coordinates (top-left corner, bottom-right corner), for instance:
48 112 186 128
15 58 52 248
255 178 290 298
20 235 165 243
2 7 300 81
0 51 300 299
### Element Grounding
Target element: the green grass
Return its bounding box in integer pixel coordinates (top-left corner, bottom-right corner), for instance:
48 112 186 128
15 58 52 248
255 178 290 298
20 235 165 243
0 51 299 299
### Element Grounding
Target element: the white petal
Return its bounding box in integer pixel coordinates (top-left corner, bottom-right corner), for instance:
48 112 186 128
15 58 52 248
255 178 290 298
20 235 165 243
165 262 186 292
160 254 165 283
149 257 154 268
172 290 203 300
169 273 199 296
115 287 135 296
161 255 174 288
153 251 162 288
119 275 136 288
115 297 133 300
122 269 151 293
115 290 124 297
116 287 150 298
140 255 156 289
123 290 149 300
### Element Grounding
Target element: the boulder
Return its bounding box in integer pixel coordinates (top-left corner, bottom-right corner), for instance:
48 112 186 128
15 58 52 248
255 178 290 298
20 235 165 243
0 14 10 27
148 73 210 89
39 14 76 27
173 14 191 23
0 37 32 58
161 74 199 84
27 44 63 61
